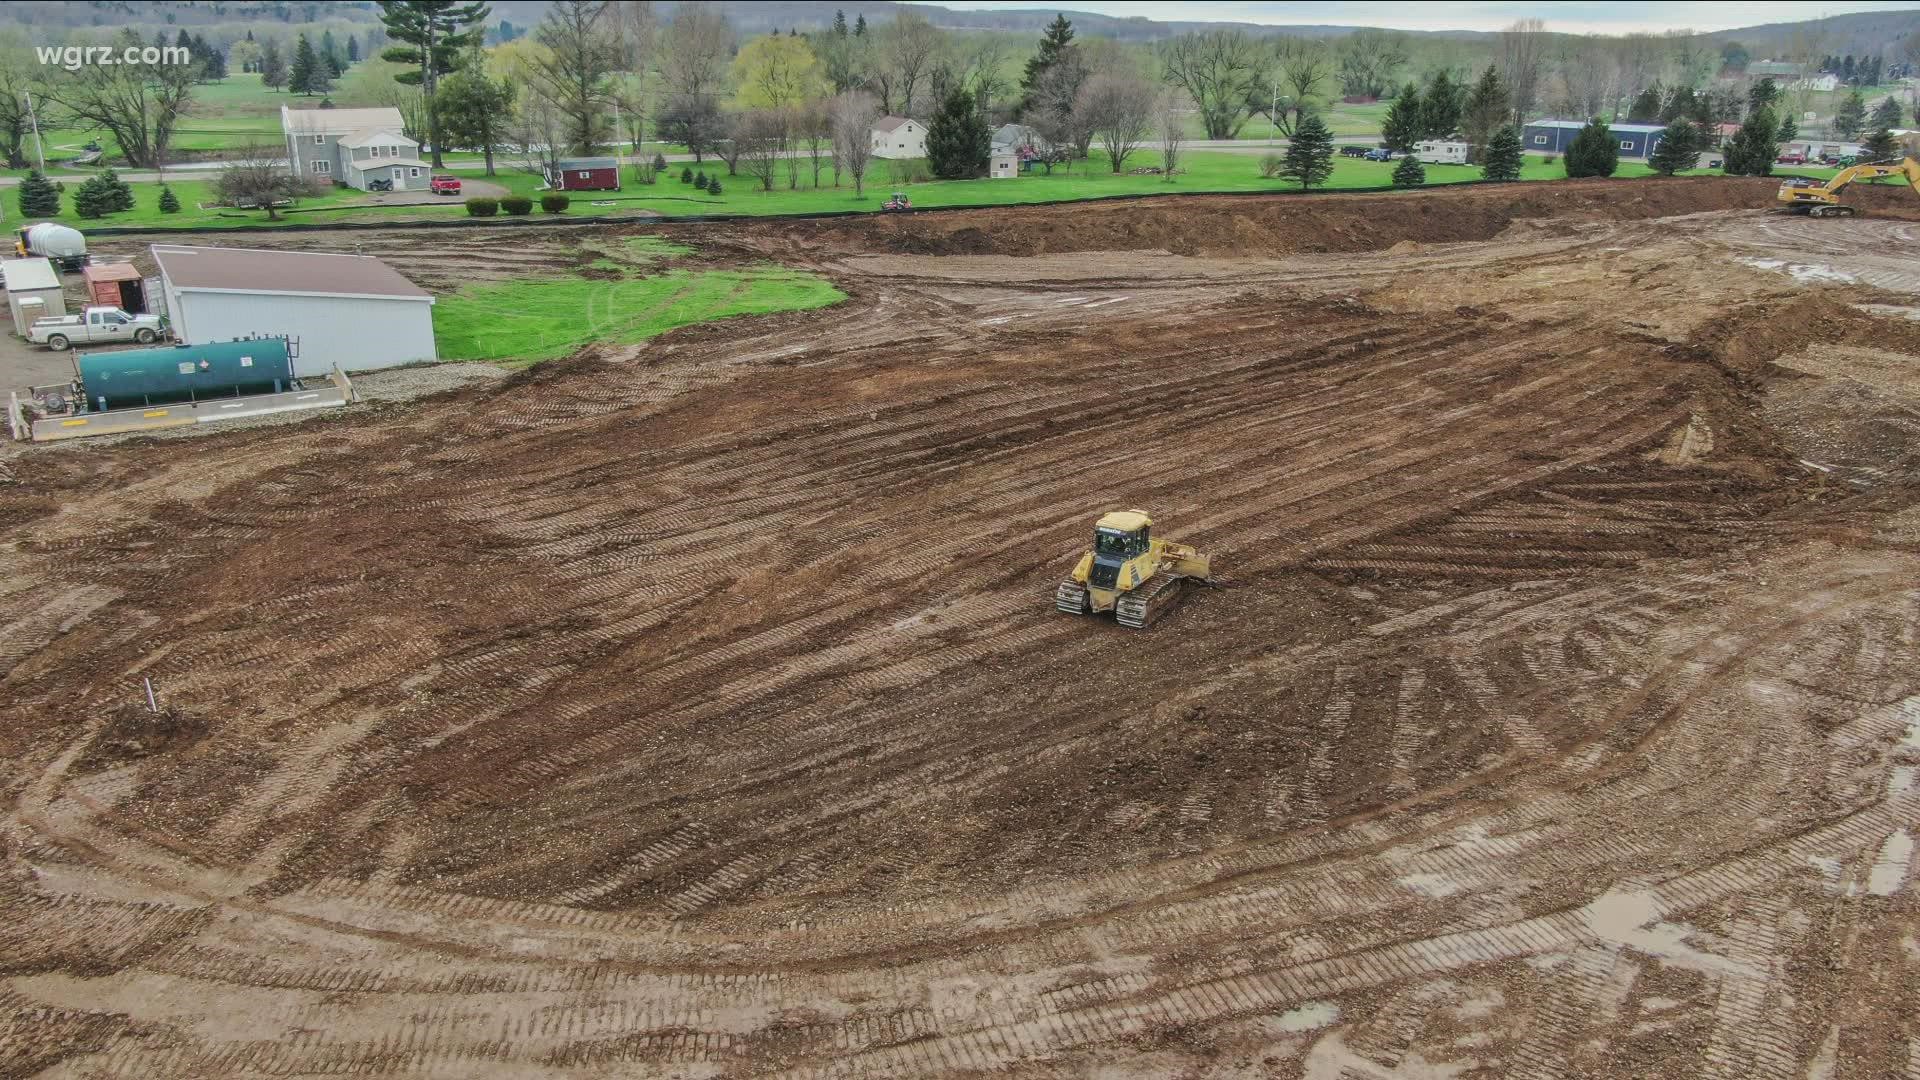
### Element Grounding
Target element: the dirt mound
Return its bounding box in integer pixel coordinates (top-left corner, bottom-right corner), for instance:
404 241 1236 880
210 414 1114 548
765 176 1917 258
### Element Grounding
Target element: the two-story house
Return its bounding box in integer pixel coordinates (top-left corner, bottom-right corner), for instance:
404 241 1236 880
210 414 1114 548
281 106 433 192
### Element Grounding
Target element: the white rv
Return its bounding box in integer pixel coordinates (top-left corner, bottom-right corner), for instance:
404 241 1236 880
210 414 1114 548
1415 140 1470 165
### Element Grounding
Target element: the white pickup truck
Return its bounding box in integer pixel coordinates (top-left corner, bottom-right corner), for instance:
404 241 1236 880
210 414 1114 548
30 306 164 351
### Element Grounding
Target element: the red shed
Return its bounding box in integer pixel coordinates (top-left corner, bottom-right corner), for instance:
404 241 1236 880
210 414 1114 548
548 156 622 192
83 261 148 314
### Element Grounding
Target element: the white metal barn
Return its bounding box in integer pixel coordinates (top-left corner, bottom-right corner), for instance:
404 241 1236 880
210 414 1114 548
150 245 436 377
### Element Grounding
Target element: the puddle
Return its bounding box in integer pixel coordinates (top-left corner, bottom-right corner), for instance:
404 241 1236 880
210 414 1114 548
1274 1001 1340 1033
1399 873 1462 898
1867 830 1912 897
1740 257 1857 284
1579 889 1760 978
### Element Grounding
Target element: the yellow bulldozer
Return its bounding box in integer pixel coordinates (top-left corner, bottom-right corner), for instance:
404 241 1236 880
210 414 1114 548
1054 510 1212 629
1776 156 1920 217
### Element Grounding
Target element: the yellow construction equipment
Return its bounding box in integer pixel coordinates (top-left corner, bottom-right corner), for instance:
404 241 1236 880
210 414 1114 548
1776 157 1920 217
1054 510 1212 629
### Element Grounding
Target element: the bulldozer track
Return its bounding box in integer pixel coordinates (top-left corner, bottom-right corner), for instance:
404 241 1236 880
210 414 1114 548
5 181 1920 1077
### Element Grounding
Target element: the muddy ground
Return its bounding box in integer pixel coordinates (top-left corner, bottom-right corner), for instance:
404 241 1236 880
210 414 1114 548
2 177 1918 1078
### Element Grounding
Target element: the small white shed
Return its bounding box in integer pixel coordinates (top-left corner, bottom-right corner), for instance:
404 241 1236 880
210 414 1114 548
150 245 436 377
3 258 67 336
990 152 1020 179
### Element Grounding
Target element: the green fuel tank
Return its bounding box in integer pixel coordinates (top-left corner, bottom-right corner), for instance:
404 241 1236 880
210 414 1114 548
76 338 296 412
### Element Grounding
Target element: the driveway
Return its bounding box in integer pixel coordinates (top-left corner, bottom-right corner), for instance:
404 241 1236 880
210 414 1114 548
356 178 510 205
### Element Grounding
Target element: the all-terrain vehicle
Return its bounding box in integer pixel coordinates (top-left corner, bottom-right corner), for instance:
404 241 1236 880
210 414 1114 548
882 192 911 212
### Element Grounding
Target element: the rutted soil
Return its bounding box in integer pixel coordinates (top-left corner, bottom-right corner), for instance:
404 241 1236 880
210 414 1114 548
4 180 1920 1078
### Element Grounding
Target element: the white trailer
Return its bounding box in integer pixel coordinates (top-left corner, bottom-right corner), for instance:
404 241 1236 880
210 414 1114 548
1415 140 1470 165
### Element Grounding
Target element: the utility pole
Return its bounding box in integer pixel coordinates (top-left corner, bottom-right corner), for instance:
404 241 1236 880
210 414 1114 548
1270 83 1278 145
24 90 44 171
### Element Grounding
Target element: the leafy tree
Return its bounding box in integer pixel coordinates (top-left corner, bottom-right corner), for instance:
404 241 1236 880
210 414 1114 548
1564 118 1618 177
1381 81 1421 153
434 58 513 174
1481 124 1523 180
1460 65 1509 162
158 185 181 213
1418 69 1464 138
1777 111 1797 145
1863 128 1899 161
379 0 492 167
1835 90 1867 139
925 87 989 179
1720 41 1749 72
17 170 59 217
348 36 361 63
1280 111 1335 190
1627 86 1661 122
1647 121 1699 176
1871 97 1903 131
1722 105 1778 176
1019 14 1074 115
731 33 823 110
260 38 287 91
42 29 197 168
1391 154 1425 187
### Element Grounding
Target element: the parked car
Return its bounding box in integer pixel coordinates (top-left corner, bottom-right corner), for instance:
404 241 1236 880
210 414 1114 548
1363 148 1394 162
30 306 163 351
1776 152 1808 165
1708 158 1724 169
430 174 462 195
1340 146 1369 158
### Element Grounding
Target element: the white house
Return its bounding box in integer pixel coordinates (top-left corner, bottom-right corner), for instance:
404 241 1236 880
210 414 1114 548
870 116 928 159
282 106 433 192
150 245 436 378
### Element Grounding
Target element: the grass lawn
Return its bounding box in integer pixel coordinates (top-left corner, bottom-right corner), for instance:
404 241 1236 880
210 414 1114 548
432 241 844 365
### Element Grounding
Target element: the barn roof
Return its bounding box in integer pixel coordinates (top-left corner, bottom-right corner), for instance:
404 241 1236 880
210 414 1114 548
1526 120 1667 134
150 245 432 302
555 157 619 170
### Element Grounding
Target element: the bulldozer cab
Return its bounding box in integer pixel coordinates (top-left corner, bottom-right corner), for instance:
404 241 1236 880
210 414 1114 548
1092 510 1153 556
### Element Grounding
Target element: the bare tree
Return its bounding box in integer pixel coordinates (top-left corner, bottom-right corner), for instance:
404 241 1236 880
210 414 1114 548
1336 29 1409 99
660 5 731 107
508 92 567 178
1499 17 1548 124
45 30 197 169
1155 88 1186 182
965 36 1014 120
215 145 320 220
1267 37 1333 140
1029 47 1093 166
1613 33 1664 117
798 98 830 189
1076 72 1155 173
829 90 878 194
527 0 623 154
735 108 784 191
1551 36 1618 119
1664 31 1720 91
881 12 942 116
1158 29 1266 141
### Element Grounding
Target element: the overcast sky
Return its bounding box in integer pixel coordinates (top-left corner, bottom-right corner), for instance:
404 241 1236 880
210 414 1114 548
942 1 1920 34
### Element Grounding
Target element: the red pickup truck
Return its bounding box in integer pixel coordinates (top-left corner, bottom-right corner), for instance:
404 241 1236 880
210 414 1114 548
429 175 462 195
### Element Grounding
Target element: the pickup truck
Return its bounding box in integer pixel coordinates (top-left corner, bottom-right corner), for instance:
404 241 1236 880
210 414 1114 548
30 306 163 351
430 174 462 195
1363 148 1394 162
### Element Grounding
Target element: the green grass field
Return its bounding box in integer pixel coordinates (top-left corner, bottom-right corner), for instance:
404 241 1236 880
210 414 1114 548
432 257 845 364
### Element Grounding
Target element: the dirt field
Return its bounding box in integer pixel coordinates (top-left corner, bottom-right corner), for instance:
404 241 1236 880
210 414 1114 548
3 177 1919 1078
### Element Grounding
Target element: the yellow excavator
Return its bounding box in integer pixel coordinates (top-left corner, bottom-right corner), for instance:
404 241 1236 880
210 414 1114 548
1055 510 1212 629
1776 156 1920 217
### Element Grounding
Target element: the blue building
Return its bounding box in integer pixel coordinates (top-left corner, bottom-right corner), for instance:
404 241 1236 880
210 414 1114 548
1522 120 1669 159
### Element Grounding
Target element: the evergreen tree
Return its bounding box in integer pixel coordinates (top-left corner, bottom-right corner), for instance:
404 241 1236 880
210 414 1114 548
348 35 361 63
290 34 320 95
1564 118 1618 177
72 175 111 219
926 88 990 179
1419 70 1464 138
1627 86 1662 122
1481 124 1524 181
653 152 667 174
1381 82 1422 152
158 185 181 213
101 169 133 212
1460 66 1509 162
854 14 867 36
1390 154 1425 187
1658 85 1697 124
1723 105 1778 176
1836 90 1867 138
321 29 338 66
1748 77 1779 111
694 172 708 190
1871 96 1903 130
260 38 287 91
707 178 721 196
1647 121 1699 176
1280 112 1335 190
681 165 692 183
1021 14 1075 101
1862 128 1899 161
1777 111 1797 145
832 10 848 36
17 170 59 218
378 0 492 168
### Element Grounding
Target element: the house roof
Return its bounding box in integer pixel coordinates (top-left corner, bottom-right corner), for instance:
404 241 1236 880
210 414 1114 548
281 106 407 136
338 128 417 149
150 245 432 302
873 116 918 133
1526 120 1667 134
1748 61 1805 76
352 157 432 171
555 157 619 170
2 258 59 292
